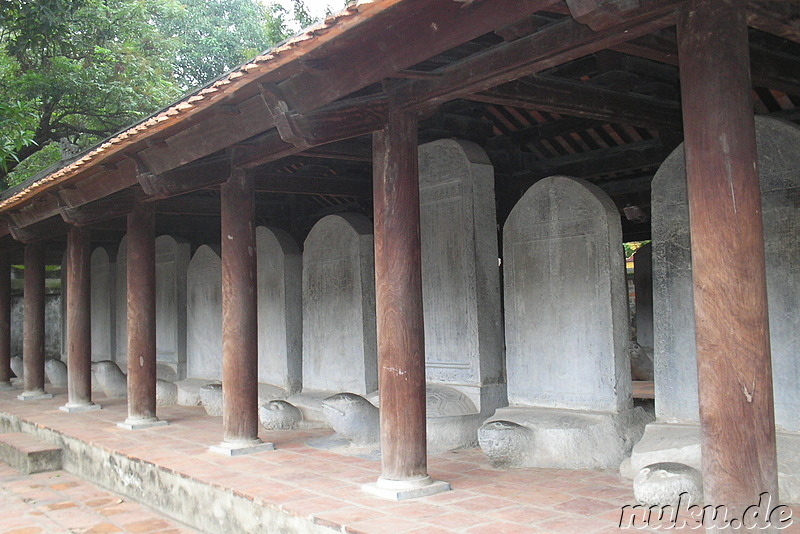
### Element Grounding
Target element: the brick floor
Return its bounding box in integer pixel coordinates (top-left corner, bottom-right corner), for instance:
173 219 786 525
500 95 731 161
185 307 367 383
0 465 199 533
1 387 798 534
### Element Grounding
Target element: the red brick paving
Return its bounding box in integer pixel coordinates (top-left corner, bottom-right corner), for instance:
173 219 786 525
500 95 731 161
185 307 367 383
1 387 798 534
0 464 199 533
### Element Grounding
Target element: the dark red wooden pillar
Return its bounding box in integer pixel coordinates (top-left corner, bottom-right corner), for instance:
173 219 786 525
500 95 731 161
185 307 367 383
677 0 779 513
212 169 272 455
364 109 449 500
18 241 51 400
61 226 99 412
0 251 11 390
119 197 165 428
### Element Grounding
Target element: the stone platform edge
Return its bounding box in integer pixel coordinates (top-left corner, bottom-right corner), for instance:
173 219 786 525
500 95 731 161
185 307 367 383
0 410 340 534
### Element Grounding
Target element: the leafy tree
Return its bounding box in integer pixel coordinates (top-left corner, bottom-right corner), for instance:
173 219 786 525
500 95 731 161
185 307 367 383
155 0 293 90
0 0 313 188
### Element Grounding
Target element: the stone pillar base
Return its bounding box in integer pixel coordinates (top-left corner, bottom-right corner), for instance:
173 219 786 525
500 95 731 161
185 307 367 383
17 390 53 401
0 381 14 390
60 402 101 413
117 417 168 430
209 439 274 457
362 476 451 501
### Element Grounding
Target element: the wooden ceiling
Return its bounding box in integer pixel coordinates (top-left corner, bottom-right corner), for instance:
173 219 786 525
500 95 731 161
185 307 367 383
2 0 799 263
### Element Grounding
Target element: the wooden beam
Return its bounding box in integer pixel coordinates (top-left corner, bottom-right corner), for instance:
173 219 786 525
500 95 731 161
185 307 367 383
252 173 369 197
58 190 136 226
747 3 800 45
614 31 800 95
533 139 671 177
467 76 681 129
393 0 682 109
6 217 70 244
566 0 643 31
232 95 389 170
277 0 562 114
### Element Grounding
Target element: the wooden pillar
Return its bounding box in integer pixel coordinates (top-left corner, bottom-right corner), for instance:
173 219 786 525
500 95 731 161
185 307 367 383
119 198 165 428
363 109 449 499
0 251 11 390
677 0 779 515
61 227 99 412
212 169 272 455
18 241 51 400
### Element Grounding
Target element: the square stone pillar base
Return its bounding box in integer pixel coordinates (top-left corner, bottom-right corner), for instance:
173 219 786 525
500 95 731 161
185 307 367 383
362 476 451 501
60 403 102 413
117 418 169 430
17 390 53 401
0 382 14 390
209 439 275 457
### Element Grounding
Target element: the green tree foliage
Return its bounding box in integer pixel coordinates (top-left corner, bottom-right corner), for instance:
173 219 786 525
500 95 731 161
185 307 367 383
0 0 313 189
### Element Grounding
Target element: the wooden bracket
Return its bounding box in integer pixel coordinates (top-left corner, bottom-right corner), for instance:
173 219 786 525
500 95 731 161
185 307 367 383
566 0 641 31
258 83 313 149
126 151 170 199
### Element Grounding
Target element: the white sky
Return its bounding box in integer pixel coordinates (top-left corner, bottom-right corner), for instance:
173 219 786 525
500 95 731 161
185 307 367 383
275 0 347 29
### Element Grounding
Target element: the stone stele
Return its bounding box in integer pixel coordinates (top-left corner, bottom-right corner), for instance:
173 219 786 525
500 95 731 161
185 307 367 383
479 175 650 469
632 116 800 503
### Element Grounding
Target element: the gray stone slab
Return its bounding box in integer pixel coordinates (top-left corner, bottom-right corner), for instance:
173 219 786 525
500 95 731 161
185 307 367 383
651 117 800 429
117 418 169 430
60 402 101 413
116 235 189 380
17 390 53 401
502 175 631 412
91 247 116 361
0 432 62 474
186 245 223 381
633 242 653 350
362 476 451 501
256 227 302 394
302 213 376 395
209 440 275 457
418 139 505 414
630 422 800 504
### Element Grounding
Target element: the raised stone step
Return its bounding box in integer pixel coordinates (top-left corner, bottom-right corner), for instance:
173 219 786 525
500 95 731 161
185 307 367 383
0 432 62 474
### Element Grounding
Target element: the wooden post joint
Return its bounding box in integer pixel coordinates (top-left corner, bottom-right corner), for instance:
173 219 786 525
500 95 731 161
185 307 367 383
258 83 313 149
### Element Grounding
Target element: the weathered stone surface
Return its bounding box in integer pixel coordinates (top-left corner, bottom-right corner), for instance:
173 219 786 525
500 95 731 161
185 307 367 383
480 406 652 469
0 432 62 474
90 247 116 362
633 462 703 507
115 235 189 379
155 236 189 380
256 227 302 394
44 358 67 387
418 139 505 414
322 393 380 445
367 385 496 454
651 117 800 428
10 294 61 360
633 242 653 350
502 176 631 412
114 235 128 367
259 400 302 430
628 340 653 382
479 175 644 468
174 378 216 406
156 364 178 383
302 214 376 395
10 356 23 380
629 422 800 503
200 383 223 416
91 360 127 398
186 245 222 381
156 379 178 406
